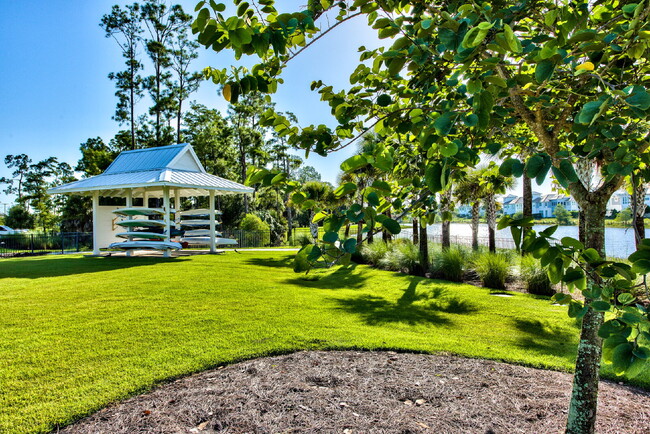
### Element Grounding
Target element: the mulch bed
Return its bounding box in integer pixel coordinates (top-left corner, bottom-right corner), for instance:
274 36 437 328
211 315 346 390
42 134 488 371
61 351 650 433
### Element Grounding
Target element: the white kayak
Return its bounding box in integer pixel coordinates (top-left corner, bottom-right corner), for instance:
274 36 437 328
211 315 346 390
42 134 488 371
179 219 220 226
116 232 166 240
181 237 238 245
183 229 223 237
108 240 182 250
113 207 166 217
178 208 222 217
116 219 166 228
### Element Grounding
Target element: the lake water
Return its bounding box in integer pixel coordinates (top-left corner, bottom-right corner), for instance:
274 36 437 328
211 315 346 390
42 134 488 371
401 223 647 259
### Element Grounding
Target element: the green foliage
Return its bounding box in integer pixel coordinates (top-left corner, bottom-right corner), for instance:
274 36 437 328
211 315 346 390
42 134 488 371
4 205 34 230
378 239 421 274
240 213 271 246
360 240 389 266
520 255 555 296
473 252 512 290
615 208 633 227
554 204 572 225
430 246 469 282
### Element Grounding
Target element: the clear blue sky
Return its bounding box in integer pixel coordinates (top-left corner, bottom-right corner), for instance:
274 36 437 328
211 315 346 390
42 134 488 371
0 1 380 206
0 1 553 208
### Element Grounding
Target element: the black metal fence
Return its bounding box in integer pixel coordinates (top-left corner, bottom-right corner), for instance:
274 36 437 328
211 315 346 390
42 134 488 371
0 233 93 258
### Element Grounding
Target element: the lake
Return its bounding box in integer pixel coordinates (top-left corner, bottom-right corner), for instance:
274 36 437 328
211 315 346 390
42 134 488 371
401 223 646 259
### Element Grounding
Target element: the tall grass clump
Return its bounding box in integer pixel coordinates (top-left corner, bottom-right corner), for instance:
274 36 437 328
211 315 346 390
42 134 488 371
473 252 512 289
379 239 421 274
360 240 389 265
520 254 554 296
430 245 469 282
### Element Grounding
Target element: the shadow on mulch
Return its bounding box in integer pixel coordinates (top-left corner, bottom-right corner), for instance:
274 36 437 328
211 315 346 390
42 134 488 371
60 351 650 434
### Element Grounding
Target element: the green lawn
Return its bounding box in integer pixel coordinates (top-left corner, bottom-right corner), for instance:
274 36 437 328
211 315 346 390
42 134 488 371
0 252 647 433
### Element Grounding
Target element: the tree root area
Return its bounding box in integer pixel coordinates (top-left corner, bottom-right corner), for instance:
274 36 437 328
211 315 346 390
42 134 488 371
62 351 650 433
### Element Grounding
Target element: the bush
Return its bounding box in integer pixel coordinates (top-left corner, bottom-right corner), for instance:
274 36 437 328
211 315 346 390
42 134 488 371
294 233 313 247
430 246 469 282
360 240 389 265
520 255 554 296
5 205 34 229
473 252 512 289
239 214 271 247
379 240 421 274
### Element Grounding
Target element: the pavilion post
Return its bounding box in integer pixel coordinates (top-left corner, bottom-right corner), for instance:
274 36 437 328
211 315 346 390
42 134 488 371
163 186 171 258
92 191 100 255
126 189 133 257
174 188 181 238
209 190 216 253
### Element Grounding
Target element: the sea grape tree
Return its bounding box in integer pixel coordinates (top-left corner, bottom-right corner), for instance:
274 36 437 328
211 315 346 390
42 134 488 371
192 0 650 432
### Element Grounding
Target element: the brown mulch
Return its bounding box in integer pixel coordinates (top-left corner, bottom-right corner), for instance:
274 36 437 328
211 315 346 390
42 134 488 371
61 351 650 434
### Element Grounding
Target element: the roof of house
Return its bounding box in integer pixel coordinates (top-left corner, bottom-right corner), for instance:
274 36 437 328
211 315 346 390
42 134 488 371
48 144 254 198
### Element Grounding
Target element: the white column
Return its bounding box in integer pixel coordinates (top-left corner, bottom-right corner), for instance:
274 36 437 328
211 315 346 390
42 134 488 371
125 189 133 257
209 190 216 253
92 191 100 255
174 188 181 236
163 186 171 257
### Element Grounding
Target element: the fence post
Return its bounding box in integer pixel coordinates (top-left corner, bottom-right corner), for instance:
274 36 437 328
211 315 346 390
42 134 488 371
30 234 34 254
61 232 65 254
75 232 80 252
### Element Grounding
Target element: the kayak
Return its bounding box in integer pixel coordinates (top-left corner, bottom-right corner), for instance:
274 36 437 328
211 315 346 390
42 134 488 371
183 229 223 237
181 237 238 245
116 219 166 228
112 207 166 217
116 232 166 240
108 240 182 250
178 208 222 217
179 219 220 226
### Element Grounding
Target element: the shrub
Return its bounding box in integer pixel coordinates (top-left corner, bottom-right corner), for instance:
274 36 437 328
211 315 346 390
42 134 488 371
294 233 313 247
360 240 389 265
239 214 271 247
379 240 421 274
520 255 554 296
431 246 469 282
473 252 512 289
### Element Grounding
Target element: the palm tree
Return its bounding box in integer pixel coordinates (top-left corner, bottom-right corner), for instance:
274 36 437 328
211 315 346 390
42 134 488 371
454 169 485 250
299 181 334 241
477 164 515 252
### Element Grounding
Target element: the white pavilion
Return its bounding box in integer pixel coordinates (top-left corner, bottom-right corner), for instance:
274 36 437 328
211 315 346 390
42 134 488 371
48 143 253 256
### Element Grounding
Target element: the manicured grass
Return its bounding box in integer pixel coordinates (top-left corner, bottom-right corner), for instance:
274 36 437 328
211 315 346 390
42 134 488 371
0 252 647 432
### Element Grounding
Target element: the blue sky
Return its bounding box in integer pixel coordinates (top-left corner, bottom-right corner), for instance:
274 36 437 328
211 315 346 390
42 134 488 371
0 1 553 209
0 1 380 206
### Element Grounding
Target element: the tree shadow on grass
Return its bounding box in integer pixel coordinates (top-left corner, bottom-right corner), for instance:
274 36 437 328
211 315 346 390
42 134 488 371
512 318 579 360
0 256 189 279
331 277 477 326
243 254 294 269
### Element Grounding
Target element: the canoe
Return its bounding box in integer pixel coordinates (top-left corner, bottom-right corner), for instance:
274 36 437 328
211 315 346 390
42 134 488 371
180 219 221 227
116 232 166 240
178 208 222 217
181 237 238 245
116 219 166 228
113 207 166 217
108 240 182 250
183 229 222 237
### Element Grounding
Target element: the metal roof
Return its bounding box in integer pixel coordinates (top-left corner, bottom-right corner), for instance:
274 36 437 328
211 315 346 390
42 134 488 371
48 144 253 197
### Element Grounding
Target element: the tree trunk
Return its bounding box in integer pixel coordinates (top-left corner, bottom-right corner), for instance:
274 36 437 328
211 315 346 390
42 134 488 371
442 220 450 249
633 181 646 248
471 202 480 251
522 174 533 256
523 174 533 218
368 226 374 244
412 218 419 245
418 221 428 274
486 194 496 253
287 205 293 243
130 52 137 150
566 198 607 434
344 223 351 239
578 209 586 245
176 92 183 144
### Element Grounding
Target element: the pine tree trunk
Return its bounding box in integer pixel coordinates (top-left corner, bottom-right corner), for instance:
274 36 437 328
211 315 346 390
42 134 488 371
287 205 293 243
412 218 419 245
130 52 137 150
471 202 480 251
566 198 607 434
418 222 428 274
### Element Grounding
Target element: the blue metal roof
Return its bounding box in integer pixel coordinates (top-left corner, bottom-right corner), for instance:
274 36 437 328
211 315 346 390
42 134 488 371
104 144 190 174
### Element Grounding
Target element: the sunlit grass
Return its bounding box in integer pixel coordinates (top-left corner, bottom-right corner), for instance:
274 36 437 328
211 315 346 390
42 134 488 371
0 251 647 433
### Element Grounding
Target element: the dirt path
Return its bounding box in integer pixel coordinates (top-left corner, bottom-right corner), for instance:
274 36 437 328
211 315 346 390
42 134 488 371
62 351 650 433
